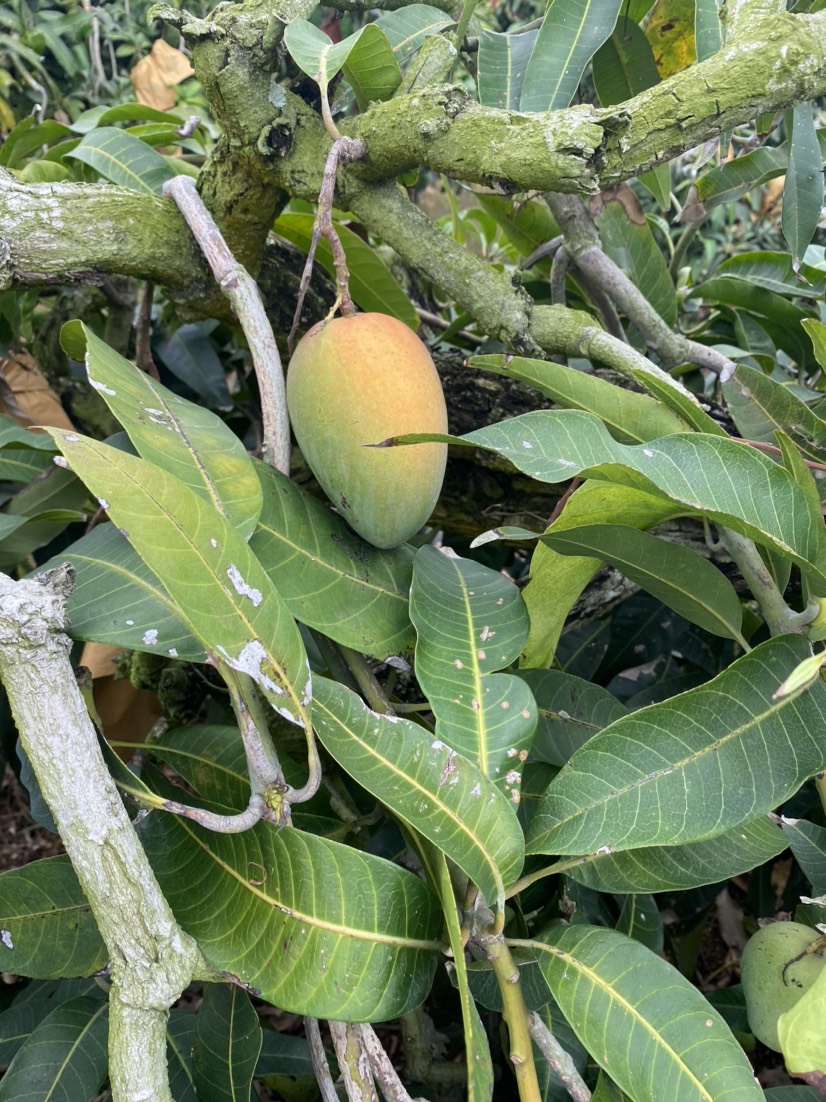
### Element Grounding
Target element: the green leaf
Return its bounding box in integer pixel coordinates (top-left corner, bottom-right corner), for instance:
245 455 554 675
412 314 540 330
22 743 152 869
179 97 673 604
779 817 826 893
275 213 419 329
66 126 174 193
694 0 721 59
616 893 663 953
782 104 824 270
690 130 826 211
527 635 826 855
476 195 559 273
36 523 207 661
538 524 745 642
518 481 687 667
157 324 233 411
0 997 109 1102
517 668 628 767
469 355 688 443
47 432 311 729
255 1030 324 1078
477 28 538 109
0 856 106 978
530 926 763 1102
342 24 402 109
0 119 71 169
593 189 677 325
565 815 787 892
717 251 826 297
448 411 818 567
410 545 536 800
283 20 356 82
138 810 442 1021
723 363 826 464
167 1011 198 1102
192 984 262 1102
249 461 414 660
63 323 262 539
415 841 493 1102
520 0 624 110
311 675 524 910
592 18 661 104
803 318 826 372
778 962 826 1077
374 4 455 65
688 277 816 369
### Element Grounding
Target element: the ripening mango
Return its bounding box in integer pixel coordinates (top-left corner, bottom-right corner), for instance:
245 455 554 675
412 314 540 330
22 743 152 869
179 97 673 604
286 313 448 549
741 921 826 1051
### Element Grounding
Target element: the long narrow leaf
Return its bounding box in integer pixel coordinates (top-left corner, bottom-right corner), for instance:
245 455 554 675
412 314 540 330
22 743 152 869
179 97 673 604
527 635 826 855
528 926 763 1102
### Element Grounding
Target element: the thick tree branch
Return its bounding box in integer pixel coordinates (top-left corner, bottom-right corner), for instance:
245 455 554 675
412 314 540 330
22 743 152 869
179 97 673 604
0 567 208 1102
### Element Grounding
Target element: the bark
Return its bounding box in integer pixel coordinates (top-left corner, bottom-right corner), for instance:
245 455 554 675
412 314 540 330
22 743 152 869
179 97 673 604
0 567 208 1102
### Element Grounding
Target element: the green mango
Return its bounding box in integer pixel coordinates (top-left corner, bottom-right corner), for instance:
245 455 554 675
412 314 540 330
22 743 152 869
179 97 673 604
741 920 826 1051
287 313 447 549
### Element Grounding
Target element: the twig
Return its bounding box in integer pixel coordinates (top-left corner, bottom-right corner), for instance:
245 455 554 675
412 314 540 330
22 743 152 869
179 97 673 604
162 176 290 474
719 526 818 636
305 1019 340 1102
288 135 367 352
329 1020 380 1102
134 282 160 380
480 935 541 1102
528 1012 591 1102
356 1024 422 1102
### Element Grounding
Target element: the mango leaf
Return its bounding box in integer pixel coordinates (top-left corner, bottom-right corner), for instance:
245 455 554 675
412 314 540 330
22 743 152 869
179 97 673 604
564 815 787 892
275 213 418 329
716 251 826 297
694 0 721 59
778 964 826 1078
537 524 745 642
255 1030 325 1078
415 841 494 1102
283 20 361 82
46 432 311 728
433 411 819 568
192 985 261 1102
519 0 624 111
374 4 455 65
138 809 442 1021
249 461 414 660
644 0 695 75
476 195 559 273
63 322 262 539
764 1090 826 1101
803 319 826 371
66 126 174 192
616 894 663 953
530 926 763 1102
342 24 402 109
477 28 538 109
36 523 206 661
518 482 687 667
688 277 816 369
527 635 826 856
469 354 688 443
779 817 826 893
410 545 536 801
723 363 826 464
156 323 234 411
311 675 524 911
0 118 71 169
0 997 109 1102
517 668 628 767
782 104 824 270
592 188 677 325
167 1011 197 1102
0 856 106 978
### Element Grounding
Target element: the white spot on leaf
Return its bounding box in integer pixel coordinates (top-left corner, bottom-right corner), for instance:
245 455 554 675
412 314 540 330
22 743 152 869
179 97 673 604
142 629 158 645
89 377 116 396
1 929 13 950
227 564 263 607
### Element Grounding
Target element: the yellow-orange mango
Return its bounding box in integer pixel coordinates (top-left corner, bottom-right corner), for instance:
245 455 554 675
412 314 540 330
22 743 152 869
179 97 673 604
287 313 448 549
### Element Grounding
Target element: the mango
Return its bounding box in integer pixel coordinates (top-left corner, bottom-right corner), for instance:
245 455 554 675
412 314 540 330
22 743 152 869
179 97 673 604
286 313 448 549
741 920 826 1051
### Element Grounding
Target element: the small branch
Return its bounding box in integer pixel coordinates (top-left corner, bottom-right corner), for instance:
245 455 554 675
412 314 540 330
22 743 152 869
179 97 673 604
480 935 541 1102
356 1024 420 1102
288 135 367 351
305 1018 340 1102
719 527 817 636
0 568 204 1102
528 1013 591 1102
134 282 160 380
161 795 267 832
162 176 290 474
329 1020 380 1102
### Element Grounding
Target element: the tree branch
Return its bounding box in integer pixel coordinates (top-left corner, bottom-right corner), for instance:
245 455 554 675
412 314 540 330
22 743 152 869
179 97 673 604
0 567 207 1102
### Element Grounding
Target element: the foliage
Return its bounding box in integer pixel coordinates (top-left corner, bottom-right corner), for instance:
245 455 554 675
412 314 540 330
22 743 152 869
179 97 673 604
0 0 825 1099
